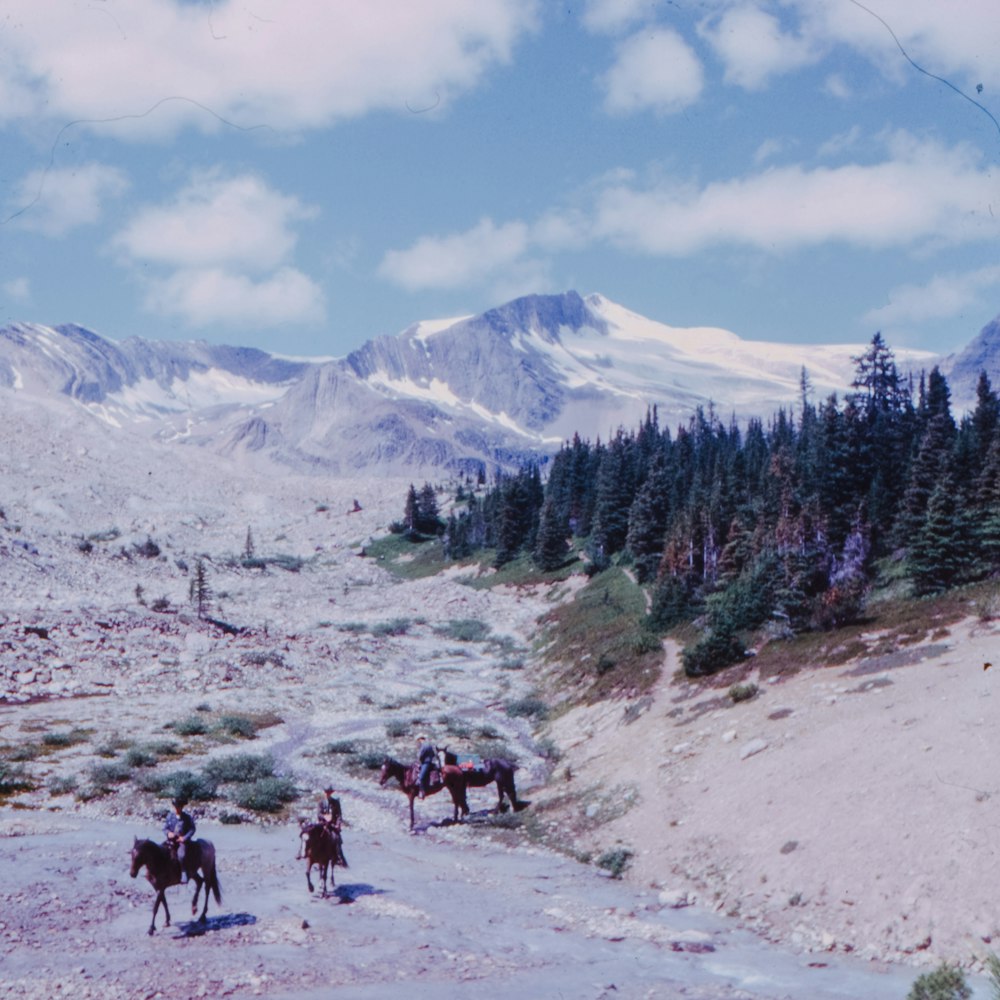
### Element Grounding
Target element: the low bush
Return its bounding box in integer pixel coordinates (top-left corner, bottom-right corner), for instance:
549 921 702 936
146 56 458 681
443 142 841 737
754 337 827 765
0 761 34 796
123 746 159 768
204 753 275 784
437 618 491 642
728 682 759 704
906 963 971 1000
149 769 219 801
172 716 209 737
215 715 257 739
596 847 633 879
505 697 549 721
232 776 298 812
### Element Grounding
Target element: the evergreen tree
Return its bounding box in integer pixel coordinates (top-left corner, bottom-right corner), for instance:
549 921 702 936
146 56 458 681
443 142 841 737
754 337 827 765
191 558 212 619
907 472 975 595
533 495 570 571
625 453 671 583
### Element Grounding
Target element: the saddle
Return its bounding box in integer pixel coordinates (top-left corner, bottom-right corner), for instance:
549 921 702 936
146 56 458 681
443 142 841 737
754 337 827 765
408 763 440 788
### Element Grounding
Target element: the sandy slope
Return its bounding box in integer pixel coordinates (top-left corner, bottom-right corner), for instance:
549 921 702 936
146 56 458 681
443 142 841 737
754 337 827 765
541 619 1000 975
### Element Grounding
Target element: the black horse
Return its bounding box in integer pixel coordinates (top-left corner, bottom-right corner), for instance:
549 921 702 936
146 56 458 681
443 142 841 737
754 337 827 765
443 751 526 813
129 837 222 935
301 823 346 898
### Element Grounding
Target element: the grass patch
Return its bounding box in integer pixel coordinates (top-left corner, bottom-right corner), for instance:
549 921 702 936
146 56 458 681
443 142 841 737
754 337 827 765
363 533 448 580
539 567 662 702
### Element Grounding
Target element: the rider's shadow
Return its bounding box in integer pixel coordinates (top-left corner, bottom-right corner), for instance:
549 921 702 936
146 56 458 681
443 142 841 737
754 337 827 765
333 883 383 904
174 912 257 938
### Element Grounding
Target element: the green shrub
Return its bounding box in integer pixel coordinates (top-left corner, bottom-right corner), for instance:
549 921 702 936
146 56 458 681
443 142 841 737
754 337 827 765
437 618 491 642
324 739 358 755
172 716 209 736
906 963 971 1000
505 697 549 720
385 720 410 739
728 682 759 703
371 618 411 637
681 627 746 678
232 776 297 812
596 847 633 879
88 761 131 787
48 775 78 796
204 752 275 784
215 715 257 739
986 952 1000 1000
123 746 159 768
152 769 218 801
0 761 34 795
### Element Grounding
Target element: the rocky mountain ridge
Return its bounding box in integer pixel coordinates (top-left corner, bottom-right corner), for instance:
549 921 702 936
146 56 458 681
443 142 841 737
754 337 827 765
2 292 996 474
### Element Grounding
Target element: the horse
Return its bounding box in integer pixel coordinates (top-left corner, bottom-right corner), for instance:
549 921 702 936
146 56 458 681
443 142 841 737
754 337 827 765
129 837 222 935
379 756 469 830
302 822 346 898
443 750 527 813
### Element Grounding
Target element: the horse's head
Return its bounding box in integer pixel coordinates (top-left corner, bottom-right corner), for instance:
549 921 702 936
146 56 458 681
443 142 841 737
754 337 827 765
129 836 144 878
378 758 392 786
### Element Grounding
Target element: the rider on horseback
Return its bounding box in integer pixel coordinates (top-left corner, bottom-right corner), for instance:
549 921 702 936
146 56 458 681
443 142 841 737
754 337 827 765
297 785 348 867
416 735 439 799
163 796 195 884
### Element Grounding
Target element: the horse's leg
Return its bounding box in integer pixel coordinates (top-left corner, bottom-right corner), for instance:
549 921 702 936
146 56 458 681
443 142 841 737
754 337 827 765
408 791 416 830
190 873 203 916
306 860 315 894
321 861 328 898
197 874 210 923
149 890 164 936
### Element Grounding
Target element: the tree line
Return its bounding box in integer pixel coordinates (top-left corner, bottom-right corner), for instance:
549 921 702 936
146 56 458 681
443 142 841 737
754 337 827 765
401 334 1000 676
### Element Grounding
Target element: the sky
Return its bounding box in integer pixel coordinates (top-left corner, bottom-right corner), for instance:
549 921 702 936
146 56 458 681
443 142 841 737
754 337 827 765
1 0 998 359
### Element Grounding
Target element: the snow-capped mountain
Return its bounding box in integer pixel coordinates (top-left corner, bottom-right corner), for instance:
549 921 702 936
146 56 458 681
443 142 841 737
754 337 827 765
0 292 975 474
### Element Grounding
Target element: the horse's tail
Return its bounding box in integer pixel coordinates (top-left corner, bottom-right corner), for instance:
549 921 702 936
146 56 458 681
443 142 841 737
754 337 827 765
199 840 222 904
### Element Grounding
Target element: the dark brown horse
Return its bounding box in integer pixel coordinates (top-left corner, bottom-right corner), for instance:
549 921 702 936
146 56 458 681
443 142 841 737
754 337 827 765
379 756 469 830
443 751 527 813
129 837 222 935
302 823 346 897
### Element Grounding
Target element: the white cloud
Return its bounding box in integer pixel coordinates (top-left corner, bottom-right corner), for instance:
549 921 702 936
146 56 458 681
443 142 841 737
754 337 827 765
866 266 1000 327
0 0 538 138
793 0 1000 90
3 277 31 301
600 27 703 114
143 266 325 328
12 164 128 236
379 218 530 291
115 170 324 327
700 5 815 90
115 171 315 273
581 0 653 35
591 134 997 254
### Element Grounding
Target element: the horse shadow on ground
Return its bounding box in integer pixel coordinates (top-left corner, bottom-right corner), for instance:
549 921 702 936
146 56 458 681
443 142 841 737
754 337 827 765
412 802 531 834
173 912 256 938
332 882 383 904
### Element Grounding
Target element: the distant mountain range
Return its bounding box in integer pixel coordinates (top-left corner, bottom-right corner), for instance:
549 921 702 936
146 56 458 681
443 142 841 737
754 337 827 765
1 292 995 474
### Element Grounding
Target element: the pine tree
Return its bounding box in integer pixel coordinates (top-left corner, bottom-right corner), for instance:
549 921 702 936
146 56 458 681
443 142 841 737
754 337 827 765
533 496 570 571
907 473 975 595
191 558 212 619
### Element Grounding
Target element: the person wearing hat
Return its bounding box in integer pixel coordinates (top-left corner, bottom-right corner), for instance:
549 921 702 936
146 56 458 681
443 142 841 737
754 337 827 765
415 735 439 800
163 796 196 884
298 785 348 867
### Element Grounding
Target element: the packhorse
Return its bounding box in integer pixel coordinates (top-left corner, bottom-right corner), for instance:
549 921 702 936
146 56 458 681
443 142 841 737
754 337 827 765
443 750 526 813
379 756 469 830
129 836 222 935
301 822 346 897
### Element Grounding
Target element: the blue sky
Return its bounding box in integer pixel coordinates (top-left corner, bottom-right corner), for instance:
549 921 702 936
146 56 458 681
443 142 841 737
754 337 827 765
2 0 998 358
